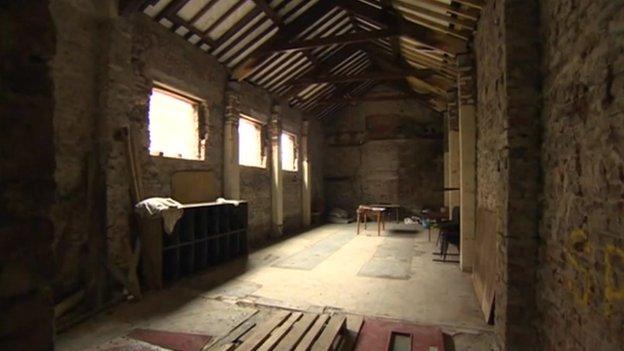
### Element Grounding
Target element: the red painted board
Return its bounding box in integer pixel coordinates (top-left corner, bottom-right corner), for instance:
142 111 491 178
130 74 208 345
127 328 213 351
354 318 445 351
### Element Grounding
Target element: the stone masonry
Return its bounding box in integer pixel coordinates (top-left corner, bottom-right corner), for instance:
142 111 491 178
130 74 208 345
475 0 542 348
538 1 624 349
324 85 444 215
0 1 56 349
46 0 324 325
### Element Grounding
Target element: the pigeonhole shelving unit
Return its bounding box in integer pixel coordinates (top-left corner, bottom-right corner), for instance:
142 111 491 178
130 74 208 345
140 201 248 289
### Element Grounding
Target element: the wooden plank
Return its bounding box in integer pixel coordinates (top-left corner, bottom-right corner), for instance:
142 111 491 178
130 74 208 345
472 208 497 323
316 94 423 105
265 30 397 54
294 314 330 351
453 0 485 10
410 0 480 21
311 315 346 351
256 312 303 351
274 313 319 351
251 0 283 26
292 69 433 85
205 311 262 351
232 0 336 80
237 311 291 351
342 315 364 350
337 0 467 55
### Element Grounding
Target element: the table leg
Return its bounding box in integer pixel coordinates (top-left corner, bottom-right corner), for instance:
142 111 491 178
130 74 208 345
364 212 367 230
377 212 381 236
356 211 360 235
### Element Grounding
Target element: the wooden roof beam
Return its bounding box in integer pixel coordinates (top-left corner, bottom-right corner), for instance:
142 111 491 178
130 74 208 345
292 69 434 85
265 29 397 54
316 93 430 105
336 0 467 55
452 0 485 10
251 0 283 26
232 0 336 80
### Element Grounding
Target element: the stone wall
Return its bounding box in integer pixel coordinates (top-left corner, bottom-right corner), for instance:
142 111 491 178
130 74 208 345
47 0 323 314
50 0 106 304
0 1 56 349
538 1 624 349
474 0 509 344
475 0 542 348
323 85 444 215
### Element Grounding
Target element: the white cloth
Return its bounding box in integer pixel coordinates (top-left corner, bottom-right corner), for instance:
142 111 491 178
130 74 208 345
134 197 183 234
216 197 241 206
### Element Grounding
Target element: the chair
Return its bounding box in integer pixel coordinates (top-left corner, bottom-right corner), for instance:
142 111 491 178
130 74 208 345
433 206 460 263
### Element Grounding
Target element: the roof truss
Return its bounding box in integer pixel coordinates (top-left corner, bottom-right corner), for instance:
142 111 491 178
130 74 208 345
131 0 483 118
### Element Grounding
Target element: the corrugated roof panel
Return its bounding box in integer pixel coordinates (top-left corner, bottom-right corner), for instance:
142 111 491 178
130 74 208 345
208 1 256 40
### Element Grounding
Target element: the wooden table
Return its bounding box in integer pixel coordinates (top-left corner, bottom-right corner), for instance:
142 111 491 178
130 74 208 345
369 203 401 223
356 205 386 236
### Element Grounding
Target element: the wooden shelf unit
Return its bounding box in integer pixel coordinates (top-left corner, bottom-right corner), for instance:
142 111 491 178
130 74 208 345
141 201 248 289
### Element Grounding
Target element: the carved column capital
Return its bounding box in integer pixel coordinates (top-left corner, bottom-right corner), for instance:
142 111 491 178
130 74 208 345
269 105 282 139
225 91 240 126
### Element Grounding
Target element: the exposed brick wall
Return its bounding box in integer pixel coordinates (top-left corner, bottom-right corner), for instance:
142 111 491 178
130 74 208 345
538 1 624 349
0 1 56 348
50 0 102 302
475 0 542 348
46 0 324 316
323 85 444 215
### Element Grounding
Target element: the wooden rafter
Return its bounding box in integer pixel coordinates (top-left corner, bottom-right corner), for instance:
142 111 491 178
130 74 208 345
265 29 397 54
292 69 433 85
232 0 336 80
316 93 426 105
337 0 467 55
251 0 282 25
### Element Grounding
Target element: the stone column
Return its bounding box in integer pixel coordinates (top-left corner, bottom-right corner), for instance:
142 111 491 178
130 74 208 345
447 98 460 218
458 55 476 272
301 120 312 227
270 105 284 236
223 92 240 199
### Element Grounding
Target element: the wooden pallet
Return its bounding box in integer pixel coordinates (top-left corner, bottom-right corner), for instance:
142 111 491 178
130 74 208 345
206 311 364 351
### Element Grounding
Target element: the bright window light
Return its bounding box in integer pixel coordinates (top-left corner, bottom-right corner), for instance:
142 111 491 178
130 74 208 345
239 117 265 168
281 132 298 172
148 88 203 160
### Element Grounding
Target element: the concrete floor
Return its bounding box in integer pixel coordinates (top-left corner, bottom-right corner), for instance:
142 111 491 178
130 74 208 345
56 222 496 350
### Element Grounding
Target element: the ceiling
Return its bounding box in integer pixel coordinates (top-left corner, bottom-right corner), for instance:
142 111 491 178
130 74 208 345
123 0 483 118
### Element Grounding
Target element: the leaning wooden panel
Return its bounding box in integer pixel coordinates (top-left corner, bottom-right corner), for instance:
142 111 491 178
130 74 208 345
472 207 497 322
311 315 346 351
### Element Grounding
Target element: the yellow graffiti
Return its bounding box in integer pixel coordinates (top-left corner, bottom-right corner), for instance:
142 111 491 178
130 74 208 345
605 245 624 301
565 229 592 306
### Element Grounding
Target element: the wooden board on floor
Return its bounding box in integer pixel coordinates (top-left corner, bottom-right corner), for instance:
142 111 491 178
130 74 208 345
354 318 444 351
208 310 358 351
472 208 497 323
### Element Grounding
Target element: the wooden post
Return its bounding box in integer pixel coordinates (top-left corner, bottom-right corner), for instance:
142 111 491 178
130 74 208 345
223 91 240 199
301 120 312 227
270 105 283 237
458 54 476 272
